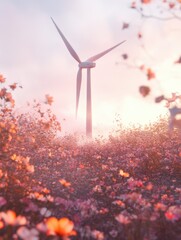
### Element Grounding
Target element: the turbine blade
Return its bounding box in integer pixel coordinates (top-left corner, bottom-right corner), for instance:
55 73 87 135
86 40 126 62
51 17 81 63
76 68 82 117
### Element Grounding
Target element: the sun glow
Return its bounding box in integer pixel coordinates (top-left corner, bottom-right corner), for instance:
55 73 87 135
120 96 168 127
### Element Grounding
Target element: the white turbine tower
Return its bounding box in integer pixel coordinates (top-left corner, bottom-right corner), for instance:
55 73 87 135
51 17 125 138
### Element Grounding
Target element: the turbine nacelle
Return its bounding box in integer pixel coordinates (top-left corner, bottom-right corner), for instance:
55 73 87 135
79 61 96 69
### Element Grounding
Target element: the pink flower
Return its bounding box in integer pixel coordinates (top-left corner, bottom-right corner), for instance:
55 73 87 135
17 226 39 240
0 210 27 226
0 74 5 83
45 94 53 105
165 206 181 222
115 214 131 224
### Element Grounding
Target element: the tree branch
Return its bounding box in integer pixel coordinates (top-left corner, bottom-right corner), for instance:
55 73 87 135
135 7 181 21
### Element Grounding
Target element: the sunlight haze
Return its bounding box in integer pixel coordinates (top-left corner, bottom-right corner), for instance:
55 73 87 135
0 0 181 137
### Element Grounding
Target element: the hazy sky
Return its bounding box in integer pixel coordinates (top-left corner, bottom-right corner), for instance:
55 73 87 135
1 0 181 137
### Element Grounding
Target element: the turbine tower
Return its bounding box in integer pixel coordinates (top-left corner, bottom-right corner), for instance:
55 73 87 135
51 17 125 138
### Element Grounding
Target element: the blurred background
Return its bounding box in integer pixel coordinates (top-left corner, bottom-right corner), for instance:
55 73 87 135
0 0 181 137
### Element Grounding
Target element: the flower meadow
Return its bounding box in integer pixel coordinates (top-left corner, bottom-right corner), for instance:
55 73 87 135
0 74 181 240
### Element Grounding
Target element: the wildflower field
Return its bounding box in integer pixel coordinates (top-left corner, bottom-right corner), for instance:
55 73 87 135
0 75 181 240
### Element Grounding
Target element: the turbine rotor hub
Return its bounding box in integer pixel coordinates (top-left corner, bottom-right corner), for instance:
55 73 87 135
79 61 96 69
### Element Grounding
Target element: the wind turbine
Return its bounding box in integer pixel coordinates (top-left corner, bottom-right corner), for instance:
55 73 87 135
51 17 125 138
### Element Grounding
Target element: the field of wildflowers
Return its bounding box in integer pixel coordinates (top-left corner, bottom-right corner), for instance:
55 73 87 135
0 74 181 240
